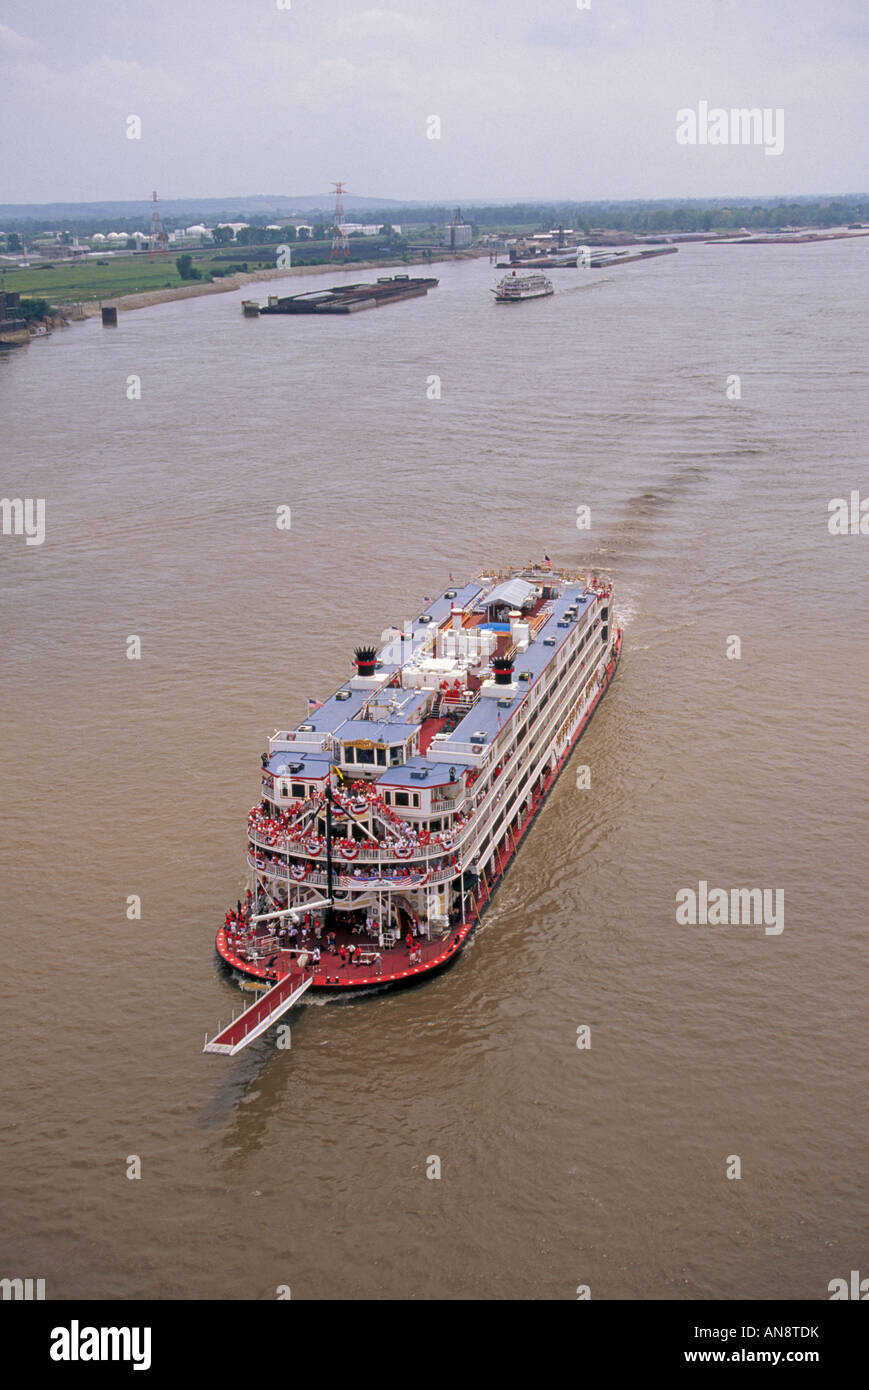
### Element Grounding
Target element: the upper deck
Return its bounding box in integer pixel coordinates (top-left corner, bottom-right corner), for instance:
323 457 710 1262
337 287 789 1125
265 569 610 802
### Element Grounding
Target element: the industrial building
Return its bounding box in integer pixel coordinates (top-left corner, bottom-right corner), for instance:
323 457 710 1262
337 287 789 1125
443 209 474 248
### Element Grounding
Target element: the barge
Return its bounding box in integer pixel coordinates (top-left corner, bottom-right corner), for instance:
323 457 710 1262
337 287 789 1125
249 275 438 315
712 231 869 245
496 246 678 269
588 246 678 268
205 565 621 1052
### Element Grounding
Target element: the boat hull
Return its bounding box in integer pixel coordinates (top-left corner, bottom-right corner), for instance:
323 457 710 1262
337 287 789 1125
493 289 554 301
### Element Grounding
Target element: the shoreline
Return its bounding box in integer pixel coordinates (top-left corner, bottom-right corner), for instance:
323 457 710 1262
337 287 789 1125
67 249 490 320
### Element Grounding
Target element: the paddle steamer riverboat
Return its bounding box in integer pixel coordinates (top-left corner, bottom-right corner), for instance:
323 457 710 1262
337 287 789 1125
205 565 621 1051
491 270 554 301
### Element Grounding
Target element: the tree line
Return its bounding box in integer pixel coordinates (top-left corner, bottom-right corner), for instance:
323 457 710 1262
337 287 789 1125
2 197 867 243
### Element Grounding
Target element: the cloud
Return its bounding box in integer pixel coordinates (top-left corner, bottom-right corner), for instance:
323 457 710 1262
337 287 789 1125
345 9 427 37
1 43 189 105
0 22 36 57
525 14 636 51
1 0 866 203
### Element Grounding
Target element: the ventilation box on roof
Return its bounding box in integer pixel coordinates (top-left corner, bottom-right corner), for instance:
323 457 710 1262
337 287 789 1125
410 769 429 781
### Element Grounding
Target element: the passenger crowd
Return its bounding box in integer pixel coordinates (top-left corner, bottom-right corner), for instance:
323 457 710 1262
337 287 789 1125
223 899 430 977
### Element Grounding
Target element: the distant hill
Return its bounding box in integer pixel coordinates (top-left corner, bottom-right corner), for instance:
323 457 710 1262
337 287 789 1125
2 192 866 234
0 194 413 224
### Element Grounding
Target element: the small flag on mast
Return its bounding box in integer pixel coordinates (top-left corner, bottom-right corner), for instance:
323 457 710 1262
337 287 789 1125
307 697 324 713
543 554 554 569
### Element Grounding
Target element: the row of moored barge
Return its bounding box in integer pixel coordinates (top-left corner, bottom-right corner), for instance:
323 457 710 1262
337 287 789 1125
242 275 438 315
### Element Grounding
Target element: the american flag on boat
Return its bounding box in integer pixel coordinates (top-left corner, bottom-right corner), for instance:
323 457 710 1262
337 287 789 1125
543 554 555 569
307 697 324 712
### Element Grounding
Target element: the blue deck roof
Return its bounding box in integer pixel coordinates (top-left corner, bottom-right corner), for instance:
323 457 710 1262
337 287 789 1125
417 582 483 625
301 687 368 731
377 760 461 787
277 579 596 768
268 751 332 779
448 589 595 745
288 583 485 742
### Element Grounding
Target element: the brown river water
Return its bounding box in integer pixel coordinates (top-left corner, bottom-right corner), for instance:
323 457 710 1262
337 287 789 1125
1 242 867 1300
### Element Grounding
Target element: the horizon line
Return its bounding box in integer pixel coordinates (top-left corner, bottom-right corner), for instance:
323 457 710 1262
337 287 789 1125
2 189 867 212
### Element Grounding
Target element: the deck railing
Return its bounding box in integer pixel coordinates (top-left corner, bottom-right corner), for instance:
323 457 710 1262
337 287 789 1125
249 827 461 867
269 730 332 753
247 854 458 889
250 655 606 874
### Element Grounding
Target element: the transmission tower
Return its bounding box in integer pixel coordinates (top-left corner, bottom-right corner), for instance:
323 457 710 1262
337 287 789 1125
148 190 168 256
330 182 350 261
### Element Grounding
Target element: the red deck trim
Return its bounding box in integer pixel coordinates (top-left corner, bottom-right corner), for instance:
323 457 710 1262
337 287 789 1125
418 714 448 755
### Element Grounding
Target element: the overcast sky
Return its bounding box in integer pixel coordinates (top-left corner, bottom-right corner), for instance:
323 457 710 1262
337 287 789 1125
0 0 866 205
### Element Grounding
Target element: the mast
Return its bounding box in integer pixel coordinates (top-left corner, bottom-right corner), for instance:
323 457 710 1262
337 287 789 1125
325 779 335 931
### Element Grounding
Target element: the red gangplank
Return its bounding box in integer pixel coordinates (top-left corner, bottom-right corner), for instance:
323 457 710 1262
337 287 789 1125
204 964 312 1055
